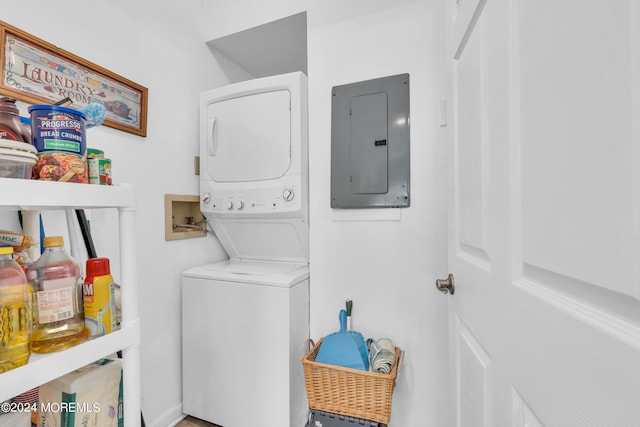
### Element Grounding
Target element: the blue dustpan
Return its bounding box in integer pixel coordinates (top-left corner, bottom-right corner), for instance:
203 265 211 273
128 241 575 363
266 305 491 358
315 309 370 371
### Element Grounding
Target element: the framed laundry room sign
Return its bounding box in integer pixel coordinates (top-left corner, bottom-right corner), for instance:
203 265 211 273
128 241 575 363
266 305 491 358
0 21 148 137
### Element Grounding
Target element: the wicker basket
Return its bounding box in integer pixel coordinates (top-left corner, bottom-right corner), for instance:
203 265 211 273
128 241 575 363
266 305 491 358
302 338 400 424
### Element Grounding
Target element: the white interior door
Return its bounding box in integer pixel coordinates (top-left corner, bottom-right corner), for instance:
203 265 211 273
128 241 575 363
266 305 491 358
446 0 640 426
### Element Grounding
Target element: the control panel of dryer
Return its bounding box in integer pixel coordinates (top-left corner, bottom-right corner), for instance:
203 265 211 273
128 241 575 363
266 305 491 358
200 177 303 216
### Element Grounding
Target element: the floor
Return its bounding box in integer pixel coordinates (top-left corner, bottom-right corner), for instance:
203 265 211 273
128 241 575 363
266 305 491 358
174 416 220 427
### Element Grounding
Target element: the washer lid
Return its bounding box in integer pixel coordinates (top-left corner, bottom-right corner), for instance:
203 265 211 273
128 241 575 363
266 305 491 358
182 259 309 287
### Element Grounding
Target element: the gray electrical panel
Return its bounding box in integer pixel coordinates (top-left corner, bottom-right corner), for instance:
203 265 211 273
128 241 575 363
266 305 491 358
331 73 410 209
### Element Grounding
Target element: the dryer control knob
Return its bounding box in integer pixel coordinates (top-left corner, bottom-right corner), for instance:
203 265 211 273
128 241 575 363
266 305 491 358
226 201 234 210
202 193 211 204
237 200 245 210
283 188 295 201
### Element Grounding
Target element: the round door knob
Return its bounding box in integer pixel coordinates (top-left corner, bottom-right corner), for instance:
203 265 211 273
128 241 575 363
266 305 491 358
226 201 234 210
435 273 455 295
283 188 295 201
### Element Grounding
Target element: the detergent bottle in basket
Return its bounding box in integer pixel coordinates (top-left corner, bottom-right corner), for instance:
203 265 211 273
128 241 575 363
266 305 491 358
29 236 87 353
0 246 31 373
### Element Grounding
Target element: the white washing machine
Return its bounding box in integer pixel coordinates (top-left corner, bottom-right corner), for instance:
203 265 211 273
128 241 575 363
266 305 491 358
182 72 310 427
182 260 309 426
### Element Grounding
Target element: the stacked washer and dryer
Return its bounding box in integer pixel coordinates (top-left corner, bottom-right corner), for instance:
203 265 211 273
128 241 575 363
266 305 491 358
182 72 310 426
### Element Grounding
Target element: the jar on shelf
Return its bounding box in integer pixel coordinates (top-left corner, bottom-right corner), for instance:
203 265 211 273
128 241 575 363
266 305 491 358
0 246 31 373
28 236 87 353
0 97 30 142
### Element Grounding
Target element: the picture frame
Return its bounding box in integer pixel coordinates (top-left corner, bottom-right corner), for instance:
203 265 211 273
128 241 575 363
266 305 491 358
0 21 148 137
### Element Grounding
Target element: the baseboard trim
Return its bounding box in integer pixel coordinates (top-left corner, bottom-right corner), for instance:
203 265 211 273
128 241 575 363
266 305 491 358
146 402 184 427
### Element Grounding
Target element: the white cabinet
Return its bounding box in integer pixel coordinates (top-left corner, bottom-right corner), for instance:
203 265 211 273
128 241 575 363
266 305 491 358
0 178 141 427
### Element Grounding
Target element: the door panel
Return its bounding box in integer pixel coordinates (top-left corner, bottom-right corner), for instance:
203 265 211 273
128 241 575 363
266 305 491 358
509 286 640 425
517 0 635 295
456 316 492 427
512 389 544 427
450 1 498 425
455 17 490 266
447 0 640 426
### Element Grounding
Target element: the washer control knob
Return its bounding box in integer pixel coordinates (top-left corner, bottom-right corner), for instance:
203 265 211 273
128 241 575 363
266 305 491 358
237 200 245 210
283 188 295 201
202 193 211 204
226 201 234 210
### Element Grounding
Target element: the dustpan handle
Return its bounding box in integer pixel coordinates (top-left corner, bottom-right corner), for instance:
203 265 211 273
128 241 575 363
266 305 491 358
339 309 347 332
304 338 315 352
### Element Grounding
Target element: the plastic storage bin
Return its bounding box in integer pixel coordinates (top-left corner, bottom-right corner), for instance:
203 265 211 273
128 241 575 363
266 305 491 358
0 140 37 179
310 410 387 427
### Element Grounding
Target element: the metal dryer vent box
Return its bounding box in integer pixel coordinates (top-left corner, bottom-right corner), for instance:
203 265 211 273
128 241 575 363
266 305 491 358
330 73 410 209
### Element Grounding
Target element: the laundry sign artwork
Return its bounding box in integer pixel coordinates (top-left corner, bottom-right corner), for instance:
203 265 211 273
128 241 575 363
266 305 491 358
0 21 148 137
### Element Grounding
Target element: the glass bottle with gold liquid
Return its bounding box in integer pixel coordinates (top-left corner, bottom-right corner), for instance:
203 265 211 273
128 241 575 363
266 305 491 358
0 246 31 373
29 236 86 353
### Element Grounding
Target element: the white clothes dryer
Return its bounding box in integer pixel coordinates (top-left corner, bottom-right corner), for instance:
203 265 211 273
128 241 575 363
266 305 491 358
199 71 309 264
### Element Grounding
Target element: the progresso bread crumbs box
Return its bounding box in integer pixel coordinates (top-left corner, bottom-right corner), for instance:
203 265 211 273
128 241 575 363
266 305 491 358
28 105 87 183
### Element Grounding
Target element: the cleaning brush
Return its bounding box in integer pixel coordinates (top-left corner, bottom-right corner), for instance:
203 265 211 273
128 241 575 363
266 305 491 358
80 102 106 128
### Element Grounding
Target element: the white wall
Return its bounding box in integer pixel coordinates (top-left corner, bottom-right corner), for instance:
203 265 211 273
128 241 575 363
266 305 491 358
0 3 234 426
306 1 450 425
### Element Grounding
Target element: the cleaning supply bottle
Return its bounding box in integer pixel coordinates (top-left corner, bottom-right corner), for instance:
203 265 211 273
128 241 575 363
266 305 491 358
0 246 31 373
84 257 118 339
28 236 86 353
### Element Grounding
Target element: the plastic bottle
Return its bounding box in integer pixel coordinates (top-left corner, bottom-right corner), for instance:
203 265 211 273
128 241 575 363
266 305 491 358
83 257 119 339
0 246 31 373
0 97 30 142
28 236 87 353
0 230 36 274
12 246 33 275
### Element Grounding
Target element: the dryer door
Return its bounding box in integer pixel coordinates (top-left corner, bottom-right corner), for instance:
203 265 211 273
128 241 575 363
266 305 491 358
204 89 292 183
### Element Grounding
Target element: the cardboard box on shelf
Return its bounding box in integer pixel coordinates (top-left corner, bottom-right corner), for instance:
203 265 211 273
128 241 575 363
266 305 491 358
38 358 122 427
